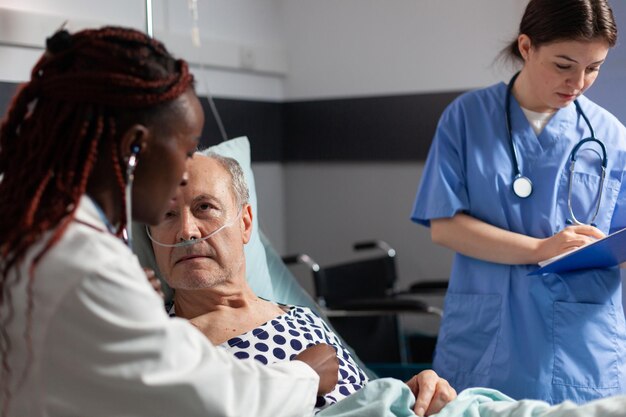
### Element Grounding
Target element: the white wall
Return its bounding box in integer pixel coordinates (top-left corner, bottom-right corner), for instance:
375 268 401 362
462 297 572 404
152 0 287 101
253 163 287 253
0 0 145 26
0 0 286 100
277 1 526 294
156 0 284 47
279 0 527 100
283 162 453 280
0 0 289 250
0 0 536 293
0 0 144 82
276 0 626 299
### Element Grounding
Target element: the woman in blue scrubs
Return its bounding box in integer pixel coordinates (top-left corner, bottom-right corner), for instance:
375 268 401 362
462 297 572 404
411 0 626 405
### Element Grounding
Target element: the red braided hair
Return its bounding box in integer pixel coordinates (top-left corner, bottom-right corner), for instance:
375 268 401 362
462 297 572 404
0 26 194 413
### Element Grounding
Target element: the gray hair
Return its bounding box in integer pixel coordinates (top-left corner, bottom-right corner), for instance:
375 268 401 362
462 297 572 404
201 152 250 207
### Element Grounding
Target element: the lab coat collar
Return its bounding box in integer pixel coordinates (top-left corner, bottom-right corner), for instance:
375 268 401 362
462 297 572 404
74 195 116 235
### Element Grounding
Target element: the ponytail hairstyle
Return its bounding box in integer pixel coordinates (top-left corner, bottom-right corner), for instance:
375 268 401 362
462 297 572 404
0 26 194 412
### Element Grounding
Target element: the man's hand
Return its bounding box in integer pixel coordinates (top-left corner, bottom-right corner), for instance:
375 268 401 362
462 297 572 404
293 343 339 396
406 370 456 416
144 267 164 299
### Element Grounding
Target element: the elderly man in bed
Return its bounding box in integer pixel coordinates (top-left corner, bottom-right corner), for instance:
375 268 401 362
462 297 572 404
145 152 456 416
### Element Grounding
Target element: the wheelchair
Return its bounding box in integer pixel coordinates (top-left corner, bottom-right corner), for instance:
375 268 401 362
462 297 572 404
283 239 447 380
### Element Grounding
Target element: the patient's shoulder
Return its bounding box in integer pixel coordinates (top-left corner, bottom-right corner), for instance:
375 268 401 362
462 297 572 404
286 305 335 334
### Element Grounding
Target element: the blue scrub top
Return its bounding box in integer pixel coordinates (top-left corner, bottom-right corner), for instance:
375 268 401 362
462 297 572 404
411 81 626 404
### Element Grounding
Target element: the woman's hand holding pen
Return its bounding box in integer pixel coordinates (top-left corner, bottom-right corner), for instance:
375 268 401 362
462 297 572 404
535 224 605 263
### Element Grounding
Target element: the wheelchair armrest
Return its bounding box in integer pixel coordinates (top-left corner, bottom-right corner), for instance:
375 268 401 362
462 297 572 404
282 254 301 265
401 280 448 295
281 253 320 272
336 297 427 311
353 240 396 257
326 297 442 317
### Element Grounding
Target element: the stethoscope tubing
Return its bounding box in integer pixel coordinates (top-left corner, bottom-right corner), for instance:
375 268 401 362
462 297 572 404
505 72 607 225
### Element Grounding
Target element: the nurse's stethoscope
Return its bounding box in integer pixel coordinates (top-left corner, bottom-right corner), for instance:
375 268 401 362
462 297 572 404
505 72 607 226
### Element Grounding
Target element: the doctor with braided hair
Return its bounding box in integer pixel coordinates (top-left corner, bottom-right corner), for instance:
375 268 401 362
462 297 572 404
0 26 339 417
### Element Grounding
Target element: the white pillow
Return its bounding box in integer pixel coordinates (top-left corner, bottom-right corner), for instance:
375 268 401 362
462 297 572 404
132 136 275 302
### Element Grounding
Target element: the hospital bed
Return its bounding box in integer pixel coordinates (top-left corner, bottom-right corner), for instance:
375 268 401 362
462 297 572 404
131 136 378 378
131 136 445 381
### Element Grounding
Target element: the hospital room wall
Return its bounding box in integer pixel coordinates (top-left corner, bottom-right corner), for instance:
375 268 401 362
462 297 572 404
0 0 291 255
0 0 518 288
276 0 626 305
277 1 522 295
0 0 287 99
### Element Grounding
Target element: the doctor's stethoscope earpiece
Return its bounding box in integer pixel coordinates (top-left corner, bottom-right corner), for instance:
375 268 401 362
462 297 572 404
127 143 141 172
130 143 141 157
512 174 532 198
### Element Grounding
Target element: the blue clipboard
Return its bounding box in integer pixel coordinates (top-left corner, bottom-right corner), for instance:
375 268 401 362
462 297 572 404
530 227 626 275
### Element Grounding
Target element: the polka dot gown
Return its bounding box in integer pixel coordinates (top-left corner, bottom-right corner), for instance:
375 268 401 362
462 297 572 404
220 305 369 413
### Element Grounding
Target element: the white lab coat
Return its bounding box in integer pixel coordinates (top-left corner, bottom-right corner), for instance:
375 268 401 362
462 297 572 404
2 196 318 417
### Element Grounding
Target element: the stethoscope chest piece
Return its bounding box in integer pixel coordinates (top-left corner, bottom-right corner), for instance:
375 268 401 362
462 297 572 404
513 174 533 198
505 72 606 219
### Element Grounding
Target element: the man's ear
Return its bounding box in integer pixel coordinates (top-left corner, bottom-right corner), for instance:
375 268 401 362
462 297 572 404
119 124 149 162
241 203 253 245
